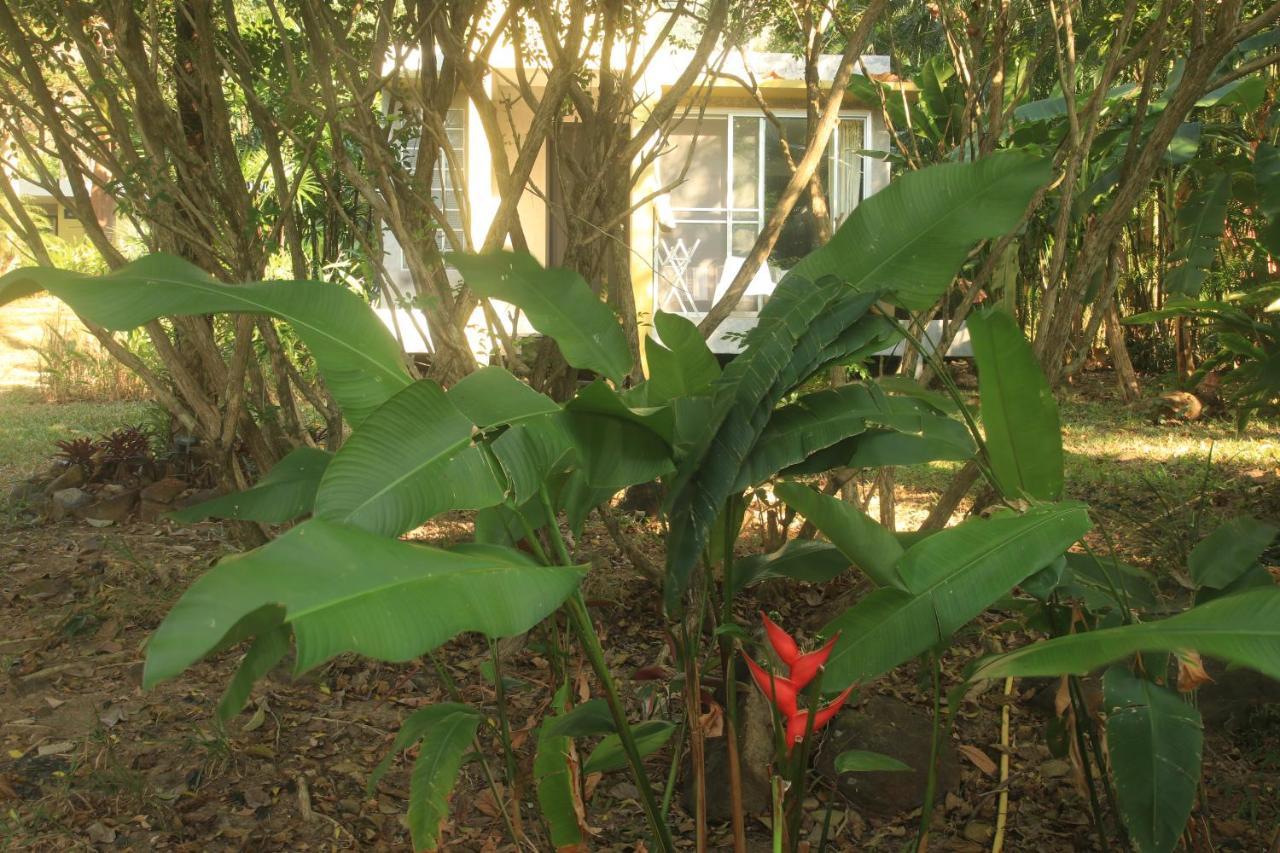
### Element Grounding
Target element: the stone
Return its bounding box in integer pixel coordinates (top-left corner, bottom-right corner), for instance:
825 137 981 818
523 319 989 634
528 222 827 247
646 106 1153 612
52 487 93 511
44 465 84 494
141 476 187 504
683 687 774 822
139 499 173 523
80 490 137 525
175 487 223 510
8 480 45 504
815 696 960 817
1039 759 1071 779
1198 660 1280 729
963 822 994 843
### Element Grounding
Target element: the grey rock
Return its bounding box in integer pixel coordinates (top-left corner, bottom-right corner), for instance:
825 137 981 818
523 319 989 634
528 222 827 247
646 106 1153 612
140 476 187 504
684 686 774 822
52 487 93 511
8 481 45 504
80 490 137 524
816 695 960 817
44 465 84 494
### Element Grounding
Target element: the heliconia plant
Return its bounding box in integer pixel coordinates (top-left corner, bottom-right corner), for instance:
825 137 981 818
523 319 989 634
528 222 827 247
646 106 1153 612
6 146 1277 852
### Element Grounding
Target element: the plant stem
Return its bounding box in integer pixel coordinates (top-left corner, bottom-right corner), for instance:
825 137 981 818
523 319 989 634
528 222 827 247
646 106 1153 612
660 720 687 817
539 486 676 853
1068 675 1116 852
721 497 748 853
489 641 525 841
915 652 944 853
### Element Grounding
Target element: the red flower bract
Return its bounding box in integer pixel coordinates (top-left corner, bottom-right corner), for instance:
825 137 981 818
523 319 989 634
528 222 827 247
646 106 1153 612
745 614 850 753
760 610 800 667
784 687 853 749
788 634 838 690
743 652 799 717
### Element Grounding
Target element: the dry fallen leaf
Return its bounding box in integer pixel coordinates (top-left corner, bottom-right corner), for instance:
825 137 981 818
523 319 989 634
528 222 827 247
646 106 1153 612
957 744 998 777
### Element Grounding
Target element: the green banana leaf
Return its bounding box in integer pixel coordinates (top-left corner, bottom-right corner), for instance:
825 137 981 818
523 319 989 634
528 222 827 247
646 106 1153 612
449 365 561 428
729 538 852 596
772 483 905 589
643 311 721 403
820 503 1091 690
968 309 1064 501
1104 667 1203 853
368 703 482 851
0 254 411 423
170 446 331 524
313 380 486 536
787 150 1050 310
1188 515 1277 590
583 720 677 774
143 520 586 688
1166 174 1231 296
450 250 632 384
535 686 588 849
970 588 1280 682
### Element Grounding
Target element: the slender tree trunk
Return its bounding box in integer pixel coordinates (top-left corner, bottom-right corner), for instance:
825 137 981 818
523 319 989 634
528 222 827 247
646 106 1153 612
1104 301 1141 401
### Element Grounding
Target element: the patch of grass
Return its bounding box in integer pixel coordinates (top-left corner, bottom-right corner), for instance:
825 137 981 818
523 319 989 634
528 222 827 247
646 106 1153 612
0 388 150 482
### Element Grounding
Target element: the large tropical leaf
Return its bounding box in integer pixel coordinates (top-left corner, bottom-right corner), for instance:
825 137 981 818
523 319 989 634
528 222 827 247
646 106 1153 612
664 282 878 611
368 703 482 851
843 427 974 468
820 503 1091 689
968 309 1063 501
583 721 677 774
143 520 586 688
1166 174 1231 296
1104 667 1203 853
1188 515 1277 590
313 380 489 536
450 251 632 384
734 385 873 489
787 150 1051 310
729 538 851 596
449 365 561 428
170 446 331 524
772 483 905 589
970 588 1280 682
0 254 411 423
535 686 589 851
643 311 720 403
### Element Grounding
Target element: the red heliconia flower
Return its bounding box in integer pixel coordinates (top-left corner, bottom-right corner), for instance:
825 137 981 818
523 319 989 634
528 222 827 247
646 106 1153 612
788 634 839 690
746 614 852 754
783 687 853 752
760 611 800 667
743 653 799 717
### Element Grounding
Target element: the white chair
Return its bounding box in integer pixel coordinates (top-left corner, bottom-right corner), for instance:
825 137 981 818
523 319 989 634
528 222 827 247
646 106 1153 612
656 237 702 312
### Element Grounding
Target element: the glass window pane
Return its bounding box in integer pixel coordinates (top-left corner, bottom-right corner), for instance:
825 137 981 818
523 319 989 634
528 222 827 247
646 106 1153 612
654 221 728 313
763 116 828 270
731 117 759 211
833 118 865 224
661 117 727 211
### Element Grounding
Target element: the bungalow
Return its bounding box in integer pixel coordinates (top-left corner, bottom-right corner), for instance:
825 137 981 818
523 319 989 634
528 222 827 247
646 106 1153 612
380 48 971 361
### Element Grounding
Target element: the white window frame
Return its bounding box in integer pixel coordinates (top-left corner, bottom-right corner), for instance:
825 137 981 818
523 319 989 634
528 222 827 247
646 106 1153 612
654 107 873 315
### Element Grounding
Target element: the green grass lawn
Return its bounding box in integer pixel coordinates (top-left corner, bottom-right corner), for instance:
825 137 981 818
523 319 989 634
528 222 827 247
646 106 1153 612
0 387 151 482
